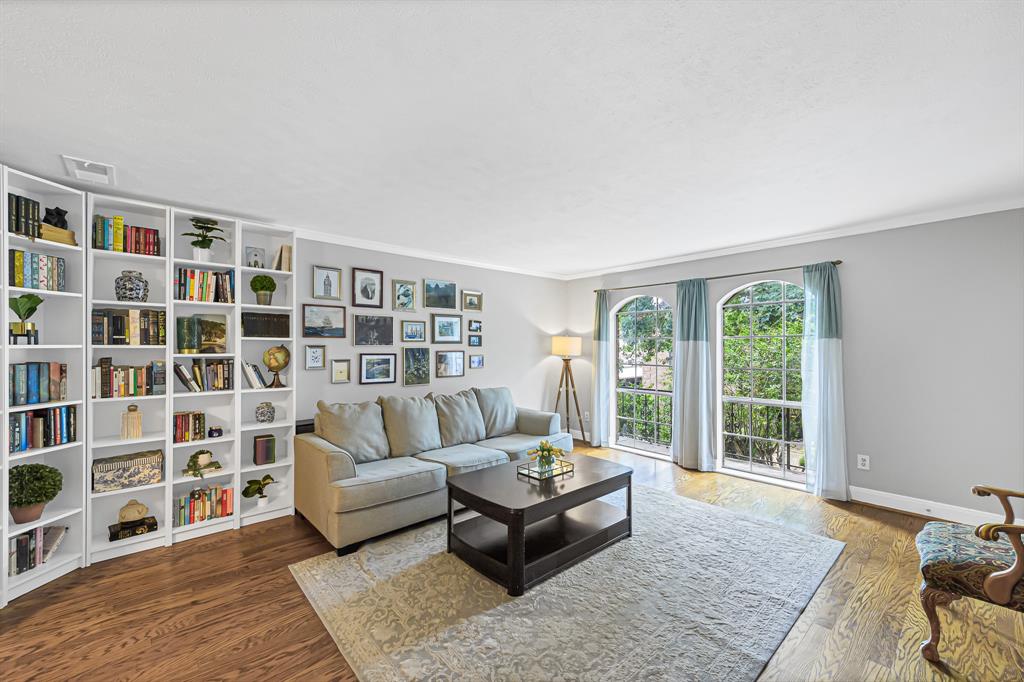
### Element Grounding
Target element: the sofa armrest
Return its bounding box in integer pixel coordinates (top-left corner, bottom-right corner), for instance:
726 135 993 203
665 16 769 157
296 433 358 481
294 434 358 540
516 407 561 436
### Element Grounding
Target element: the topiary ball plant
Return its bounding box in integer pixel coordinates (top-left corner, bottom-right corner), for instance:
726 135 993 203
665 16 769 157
249 275 277 293
9 463 63 523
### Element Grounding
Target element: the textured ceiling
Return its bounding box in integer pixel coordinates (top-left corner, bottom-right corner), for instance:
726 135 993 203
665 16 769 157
1 1 1021 278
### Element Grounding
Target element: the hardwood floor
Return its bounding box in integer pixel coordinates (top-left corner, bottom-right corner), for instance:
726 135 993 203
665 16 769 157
1 444 1021 680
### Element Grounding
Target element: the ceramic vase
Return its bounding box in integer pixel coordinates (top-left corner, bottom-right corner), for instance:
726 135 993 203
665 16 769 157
257 495 270 508
114 270 149 302
193 247 209 263
255 402 275 423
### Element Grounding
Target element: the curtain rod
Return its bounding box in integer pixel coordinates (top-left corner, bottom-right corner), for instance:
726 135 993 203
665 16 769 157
593 260 842 293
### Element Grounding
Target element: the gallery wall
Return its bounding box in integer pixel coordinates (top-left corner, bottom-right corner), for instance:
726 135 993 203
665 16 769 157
294 238 568 421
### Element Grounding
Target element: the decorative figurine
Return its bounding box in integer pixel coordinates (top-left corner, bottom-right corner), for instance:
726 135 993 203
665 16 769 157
120 404 143 439
208 425 223 438
43 206 68 229
108 498 158 542
118 499 149 524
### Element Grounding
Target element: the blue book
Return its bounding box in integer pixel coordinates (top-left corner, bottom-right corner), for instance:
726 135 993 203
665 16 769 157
26 363 40 404
60 407 68 443
20 413 28 451
14 364 27 405
22 253 30 288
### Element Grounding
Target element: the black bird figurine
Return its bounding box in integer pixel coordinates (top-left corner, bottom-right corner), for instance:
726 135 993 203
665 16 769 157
43 206 68 228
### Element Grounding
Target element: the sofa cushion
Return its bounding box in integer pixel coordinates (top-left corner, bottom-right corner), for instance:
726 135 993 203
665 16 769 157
476 432 573 462
316 400 390 464
430 389 486 447
328 456 446 513
378 395 443 457
472 387 518 438
414 443 509 476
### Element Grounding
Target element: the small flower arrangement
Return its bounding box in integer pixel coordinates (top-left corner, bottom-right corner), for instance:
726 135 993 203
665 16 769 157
528 440 565 470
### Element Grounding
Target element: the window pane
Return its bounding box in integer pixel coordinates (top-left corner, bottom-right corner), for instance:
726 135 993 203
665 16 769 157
752 281 783 303
752 337 784 369
752 304 784 336
723 401 750 435
617 365 641 389
751 439 781 469
635 313 657 340
724 435 750 462
617 392 634 418
785 302 804 335
656 311 672 338
656 366 673 392
785 408 803 442
617 418 633 438
787 443 806 472
637 393 654 421
634 297 656 312
751 404 783 440
617 341 635 366
656 339 673 366
639 366 656 390
618 312 636 340
786 336 802 370
657 395 673 424
785 283 803 301
623 298 639 313
726 287 751 305
785 371 802 402
657 423 672 445
635 420 655 443
752 370 783 400
723 307 751 337
723 369 751 397
654 297 671 311
723 338 750 368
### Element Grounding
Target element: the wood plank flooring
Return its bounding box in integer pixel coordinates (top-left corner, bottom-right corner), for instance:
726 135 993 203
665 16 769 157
1 444 1021 680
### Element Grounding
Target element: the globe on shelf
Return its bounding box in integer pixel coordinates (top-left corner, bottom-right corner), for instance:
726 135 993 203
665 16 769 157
262 345 290 388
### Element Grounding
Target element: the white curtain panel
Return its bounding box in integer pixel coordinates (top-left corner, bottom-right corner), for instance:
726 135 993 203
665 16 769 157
671 279 716 470
801 262 849 500
590 290 612 447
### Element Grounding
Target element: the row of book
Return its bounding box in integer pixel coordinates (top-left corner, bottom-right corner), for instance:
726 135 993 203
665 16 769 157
92 214 162 256
9 362 69 406
7 526 68 576
241 312 290 338
7 192 42 237
9 406 78 453
174 485 233 527
90 358 166 399
173 410 207 443
8 249 67 291
91 308 167 346
174 268 234 303
241 361 275 389
173 359 233 392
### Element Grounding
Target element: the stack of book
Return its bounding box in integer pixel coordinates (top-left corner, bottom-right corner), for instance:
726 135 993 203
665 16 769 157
7 193 41 237
241 361 272 388
173 410 206 443
172 358 233 392
91 308 166 345
174 485 233 527
9 362 68 406
174 268 234 303
7 526 68 575
91 214 161 255
241 312 290 337
9 406 77 452
90 358 166 399
7 250 67 291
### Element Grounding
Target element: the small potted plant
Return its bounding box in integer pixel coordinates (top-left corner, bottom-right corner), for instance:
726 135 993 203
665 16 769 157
528 440 565 475
242 474 276 508
9 463 63 523
183 217 227 262
183 450 220 479
9 293 43 344
250 275 277 306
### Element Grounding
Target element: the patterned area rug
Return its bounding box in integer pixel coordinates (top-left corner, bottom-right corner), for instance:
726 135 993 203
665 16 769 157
290 485 844 681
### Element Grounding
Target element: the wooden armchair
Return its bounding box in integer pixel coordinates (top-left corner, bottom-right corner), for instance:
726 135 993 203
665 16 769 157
915 485 1024 662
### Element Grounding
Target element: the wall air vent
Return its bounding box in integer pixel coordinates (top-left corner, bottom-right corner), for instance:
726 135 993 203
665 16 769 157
61 154 117 185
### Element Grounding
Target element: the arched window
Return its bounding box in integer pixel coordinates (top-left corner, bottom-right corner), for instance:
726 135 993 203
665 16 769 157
719 280 805 482
615 295 673 456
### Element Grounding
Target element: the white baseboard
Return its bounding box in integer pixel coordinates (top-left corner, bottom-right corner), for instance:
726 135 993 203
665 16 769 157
848 486 1003 526
569 428 586 441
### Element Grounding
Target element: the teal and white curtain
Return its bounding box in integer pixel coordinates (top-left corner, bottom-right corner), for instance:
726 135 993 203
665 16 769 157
802 262 849 500
671 279 715 470
590 290 612 447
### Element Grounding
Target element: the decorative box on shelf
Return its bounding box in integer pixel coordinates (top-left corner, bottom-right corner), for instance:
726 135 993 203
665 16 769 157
91 450 164 492
516 459 574 482
108 516 159 542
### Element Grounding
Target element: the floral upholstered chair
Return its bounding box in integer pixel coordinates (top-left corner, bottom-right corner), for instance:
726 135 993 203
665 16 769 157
915 485 1024 662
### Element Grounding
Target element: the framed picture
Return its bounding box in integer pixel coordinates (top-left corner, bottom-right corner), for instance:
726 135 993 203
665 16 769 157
435 350 465 378
401 320 426 342
468 334 482 347
302 304 346 338
392 279 416 311
196 314 228 354
244 246 266 269
468 319 482 333
423 278 457 309
312 265 342 300
469 354 484 369
330 359 351 384
305 345 326 370
431 313 463 344
462 290 483 312
403 347 430 386
353 314 394 346
360 353 396 384
352 267 384 308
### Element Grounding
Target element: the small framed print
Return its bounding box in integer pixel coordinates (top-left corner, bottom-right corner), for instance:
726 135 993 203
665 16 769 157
403 347 430 386
462 290 483 312
392 279 416 311
330 359 351 384
304 345 326 370
352 267 384 308
360 353 397 384
302 304 346 338
353 314 394 346
435 350 465 378
423 278 457 309
468 334 482 347
401 320 426 342
431 313 463 344
468 319 482 333
312 265 342 300
469 354 484 369
244 246 266 269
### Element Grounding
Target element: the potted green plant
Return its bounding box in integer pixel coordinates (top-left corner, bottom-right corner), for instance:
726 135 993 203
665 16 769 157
9 463 63 523
250 275 277 305
183 217 227 262
9 293 43 342
242 474 277 508
183 450 220 479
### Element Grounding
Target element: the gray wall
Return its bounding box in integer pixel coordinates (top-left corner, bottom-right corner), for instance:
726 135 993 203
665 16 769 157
565 209 1024 513
295 238 567 420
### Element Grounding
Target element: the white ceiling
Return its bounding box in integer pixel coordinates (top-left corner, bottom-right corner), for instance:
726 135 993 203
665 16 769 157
1 1 1022 278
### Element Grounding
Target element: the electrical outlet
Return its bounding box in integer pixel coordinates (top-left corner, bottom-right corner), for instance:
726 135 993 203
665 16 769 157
857 454 870 471
584 411 591 422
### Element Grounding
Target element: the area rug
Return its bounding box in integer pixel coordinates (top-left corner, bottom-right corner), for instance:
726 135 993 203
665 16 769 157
289 485 844 681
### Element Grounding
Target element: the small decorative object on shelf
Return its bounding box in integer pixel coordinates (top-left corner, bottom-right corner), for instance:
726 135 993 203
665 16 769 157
92 450 164 493
262 345 290 388
253 434 276 465
108 499 159 542
250 274 277 306
8 293 42 345
255 401 276 423
120 404 143 439
8 463 63 524
184 217 227 262
242 474 277 508
175 315 200 354
114 270 150 302
183 449 222 479
517 440 573 481
43 206 68 229
208 425 223 438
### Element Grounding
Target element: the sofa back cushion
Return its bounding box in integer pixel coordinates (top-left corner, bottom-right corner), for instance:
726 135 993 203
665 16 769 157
430 390 487 447
378 395 443 457
315 400 390 464
472 387 518 438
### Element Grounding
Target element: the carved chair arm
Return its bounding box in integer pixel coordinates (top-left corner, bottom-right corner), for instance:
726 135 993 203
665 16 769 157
974 522 1024 606
972 485 1024 524
975 523 1024 542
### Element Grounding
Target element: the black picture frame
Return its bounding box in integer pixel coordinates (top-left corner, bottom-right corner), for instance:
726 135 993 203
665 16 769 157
353 314 394 346
468 334 482 347
359 353 397 384
351 267 384 308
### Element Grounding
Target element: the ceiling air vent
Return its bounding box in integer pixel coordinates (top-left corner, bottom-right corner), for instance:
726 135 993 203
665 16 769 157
61 154 117 185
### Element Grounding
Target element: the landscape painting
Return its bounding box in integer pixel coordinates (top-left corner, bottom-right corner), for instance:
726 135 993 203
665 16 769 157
431 313 462 344
302 304 346 338
423 278 457 309
354 315 394 346
403 347 430 386
360 353 396 384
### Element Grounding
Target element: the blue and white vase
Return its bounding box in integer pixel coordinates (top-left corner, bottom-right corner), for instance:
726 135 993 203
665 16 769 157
114 270 149 302
255 402 275 423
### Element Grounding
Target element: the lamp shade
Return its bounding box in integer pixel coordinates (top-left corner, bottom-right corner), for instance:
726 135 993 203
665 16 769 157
551 335 582 357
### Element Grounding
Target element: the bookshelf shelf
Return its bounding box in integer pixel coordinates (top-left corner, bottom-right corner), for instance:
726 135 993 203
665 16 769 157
93 250 166 263
8 399 83 413
239 266 292 278
172 469 234 485
8 233 83 253
172 433 234 448
172 515 232 536
173 389 234 397
7 553 83 597
9 441 82 460
239 421 292 432
241 460 291 474
240 387 292 394
172 352 233 359
91 433 165 449
8 506 83 536
173 300 235 309
90 394 166 404
240 303 291 312
241 336 291 342
91 299 167 309
92 344 167 350
90 482 166 499
173 257 236 269
8 287 82 299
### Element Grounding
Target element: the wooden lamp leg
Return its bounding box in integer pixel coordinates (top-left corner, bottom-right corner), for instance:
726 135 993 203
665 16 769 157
566 359 587 443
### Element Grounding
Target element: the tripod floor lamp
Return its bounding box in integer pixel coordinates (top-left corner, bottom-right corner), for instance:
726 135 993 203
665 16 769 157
551 335 586 443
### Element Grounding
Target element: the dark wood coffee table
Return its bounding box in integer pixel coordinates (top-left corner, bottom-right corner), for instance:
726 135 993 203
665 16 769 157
446 454 632 596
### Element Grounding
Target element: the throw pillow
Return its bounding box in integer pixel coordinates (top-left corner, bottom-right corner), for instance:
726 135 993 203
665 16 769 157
315 400 390 463
430 390 487 447
378 395 443 457
472 386 518 438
